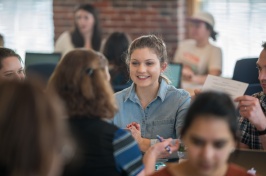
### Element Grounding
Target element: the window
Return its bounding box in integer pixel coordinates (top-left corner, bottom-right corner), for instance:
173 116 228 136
0 0 54 61
199 0 266 77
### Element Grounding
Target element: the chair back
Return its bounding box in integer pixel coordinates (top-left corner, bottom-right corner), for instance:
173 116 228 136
232 58 259 84
244 83 262 95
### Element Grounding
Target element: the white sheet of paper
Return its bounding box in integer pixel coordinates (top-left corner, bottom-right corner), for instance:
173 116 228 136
202 75 248 100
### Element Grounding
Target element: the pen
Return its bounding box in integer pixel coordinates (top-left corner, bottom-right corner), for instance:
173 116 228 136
156 135 172 154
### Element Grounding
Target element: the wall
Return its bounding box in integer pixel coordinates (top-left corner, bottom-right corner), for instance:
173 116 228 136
53 0 187 59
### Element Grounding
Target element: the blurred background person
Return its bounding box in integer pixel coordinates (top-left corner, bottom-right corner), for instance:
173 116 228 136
0 47 25 81
0 34 4 47
102 32 132 89
55 4 102 56
0 80 70 176
173 12 222 85
152 92 255 176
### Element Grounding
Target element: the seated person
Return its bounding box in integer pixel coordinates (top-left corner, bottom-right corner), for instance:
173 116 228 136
235 42 266 150
173 12 222 85
0 47 25 80
55 4 102 56
113 35 191 152
102 32 131 87
47 49 178 176
0 80 70 176
152 91 256 176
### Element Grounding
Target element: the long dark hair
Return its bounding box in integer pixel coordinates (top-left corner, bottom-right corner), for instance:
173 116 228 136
102 32 130 84
71 4 102 51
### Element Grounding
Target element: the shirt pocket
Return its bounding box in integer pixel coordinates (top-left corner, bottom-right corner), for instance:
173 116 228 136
150 119 175 139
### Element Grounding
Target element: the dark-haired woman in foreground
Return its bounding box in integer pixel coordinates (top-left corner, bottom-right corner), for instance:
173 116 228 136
152 92 256 176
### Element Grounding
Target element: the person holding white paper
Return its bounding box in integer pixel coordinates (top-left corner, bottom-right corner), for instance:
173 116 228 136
235 42 266 150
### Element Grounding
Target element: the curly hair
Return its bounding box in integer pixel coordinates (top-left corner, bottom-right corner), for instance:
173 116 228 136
48 49 117 118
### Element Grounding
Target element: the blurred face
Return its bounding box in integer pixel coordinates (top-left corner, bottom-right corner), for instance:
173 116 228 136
257 49 266 94
0 56 25 81
188 20 210 42
129 47 166 89
75 9 95 35
183 116 235 176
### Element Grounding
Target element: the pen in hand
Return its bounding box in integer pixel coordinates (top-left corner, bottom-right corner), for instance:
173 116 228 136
156 135 172 154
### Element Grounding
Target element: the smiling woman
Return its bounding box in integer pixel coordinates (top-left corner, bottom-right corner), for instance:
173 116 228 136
0 47 25 81
113 35 191 152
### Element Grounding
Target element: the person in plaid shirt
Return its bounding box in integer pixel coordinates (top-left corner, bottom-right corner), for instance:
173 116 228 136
235 42 266 150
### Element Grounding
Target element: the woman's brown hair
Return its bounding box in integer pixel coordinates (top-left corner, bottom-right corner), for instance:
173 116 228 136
48 49 117 118
0 80 68 176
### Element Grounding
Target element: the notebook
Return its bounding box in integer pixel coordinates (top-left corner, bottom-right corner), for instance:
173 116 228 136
164 63 182 88
25 52 61 68
228 149 266 174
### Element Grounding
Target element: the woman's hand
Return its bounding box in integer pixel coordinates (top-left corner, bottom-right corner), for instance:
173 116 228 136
126 122 150 152
142 138 179 175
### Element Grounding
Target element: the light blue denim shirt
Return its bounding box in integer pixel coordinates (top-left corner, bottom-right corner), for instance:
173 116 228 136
113 79 191 145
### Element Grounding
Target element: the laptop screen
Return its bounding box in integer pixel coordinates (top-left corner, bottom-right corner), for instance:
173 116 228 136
25 52 61 68
164 63 182 88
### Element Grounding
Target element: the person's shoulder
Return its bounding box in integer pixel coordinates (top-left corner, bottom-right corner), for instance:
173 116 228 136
56 31 70 40
227 163 254 176
114 85 132 100
166 85 190 98
209 42 222 52
179 39 196 47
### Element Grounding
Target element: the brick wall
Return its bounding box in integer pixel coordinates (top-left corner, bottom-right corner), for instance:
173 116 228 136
53 0 187 59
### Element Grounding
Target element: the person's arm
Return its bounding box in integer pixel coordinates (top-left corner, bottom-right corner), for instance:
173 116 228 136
235 95 266 150
113 129 145 176
126 123 152 152
143 138 179 175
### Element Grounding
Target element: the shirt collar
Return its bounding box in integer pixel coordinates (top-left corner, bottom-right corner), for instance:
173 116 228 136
124 79 168 103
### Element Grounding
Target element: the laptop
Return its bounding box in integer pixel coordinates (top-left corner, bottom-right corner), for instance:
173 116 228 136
25 52 61 68
164 63 182 88
228 149 266 174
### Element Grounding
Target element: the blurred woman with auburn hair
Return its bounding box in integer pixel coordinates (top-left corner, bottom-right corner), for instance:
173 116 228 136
48 49 179 176
0 80 69 176
48 49 145 176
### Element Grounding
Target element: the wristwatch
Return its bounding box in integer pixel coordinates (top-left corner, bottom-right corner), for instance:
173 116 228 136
257 128 266 136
